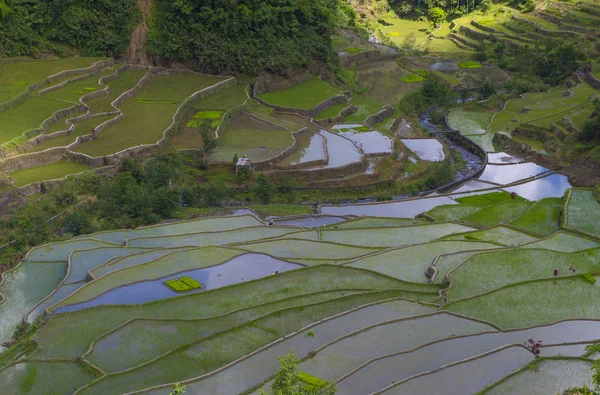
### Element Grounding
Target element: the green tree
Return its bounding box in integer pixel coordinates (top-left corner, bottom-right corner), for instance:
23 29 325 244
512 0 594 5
253 173 275 204
232 153 239 166
428 7 446 26
261 351 337 395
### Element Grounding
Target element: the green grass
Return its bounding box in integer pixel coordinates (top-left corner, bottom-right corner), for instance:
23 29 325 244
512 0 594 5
164 276 203 292
193 110 223 119
298 372 329 388
0 57 106 103
488 111 517 133
426 204 484 221
135 73 224 103
445 226 538 247
400 73 426 83
459 61 482 69
344 94 384 123
191 83 248 109
446 109 493 135
327 218 425 229
10 161 90 186
460 201 534 226
565 189 600 238
258 77 341 110
455 191 527 206
208 113 294 162
378 10 433 46
315 102 348 120
446 248 600 300
0 97 77 145
86 69 148 113
446 275 600 329
29 115 115 152
521 232 598 253
42 71 112 103
344 47 363 53
510 197 562 236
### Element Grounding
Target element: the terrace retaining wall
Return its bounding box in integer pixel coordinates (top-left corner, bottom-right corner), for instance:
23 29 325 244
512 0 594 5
0 148 103 174
0 59 114 113
340 50 381 67
266 129 328 171
314 105 357 125
252 89 348 119
267 158 369 185
365 107 394 127
583 71 600 90
511 14 579 38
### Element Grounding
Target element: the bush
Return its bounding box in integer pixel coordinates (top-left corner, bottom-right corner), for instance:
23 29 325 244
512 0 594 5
253 173 276 204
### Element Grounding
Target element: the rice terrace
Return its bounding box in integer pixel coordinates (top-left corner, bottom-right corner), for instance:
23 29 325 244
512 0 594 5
1 0 600 394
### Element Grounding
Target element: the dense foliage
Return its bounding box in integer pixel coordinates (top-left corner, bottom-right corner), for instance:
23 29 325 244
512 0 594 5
148 0 355 74
0 0 139 57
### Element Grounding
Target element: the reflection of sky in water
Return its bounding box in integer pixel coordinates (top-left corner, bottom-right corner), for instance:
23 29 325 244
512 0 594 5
401 139 445 161
487 152 524 164
55 254 301 314
338 130 394 155
478 162 548 185
318 130 363 168
503 173 572 201
321 196 458 218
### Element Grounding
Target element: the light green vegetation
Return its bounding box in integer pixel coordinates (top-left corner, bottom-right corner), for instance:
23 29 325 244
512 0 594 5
126 226 296 248
41 71 111 103
430 69 461 85
74 73 224 156
344 94 384 123
400 73 426 83
34 265 414 360
444 226 538 247
482 359 594 395
565 189 600 237
349 240 500 283
89 248 187 279
164 276 202 292
235 239 380 259
86 69 148 113
78 291 415 394
455 191 527 206
459 61 482 69
354 59 422 106
85 291 370 373
327 217 426 229
446 248 600 300
488 111 517 133
511 134 546 151
446 275 600 329
518 13 559 30
319 223 476 248
510 198 563 236
378 11 439 46
258 77 340 109
10 161 90 186
0 57 105 103
0 97 77 145
463 133 495 152
56 247 243 307
315 102 348 120
193 110 223 119
446 109 493 135
426 204 484 221
191 83 247 109
521 232 598 253
460 201 534 226
0 361 99 395
29 115 115 152
208 113 294 162
344 47 362 53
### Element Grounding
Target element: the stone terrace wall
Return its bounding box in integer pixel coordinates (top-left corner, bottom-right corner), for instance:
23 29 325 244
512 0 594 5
583 71 600 90
252 87 348 119
0 148 104 174
340 50 381 67
365 107 394 127
0 59 114 113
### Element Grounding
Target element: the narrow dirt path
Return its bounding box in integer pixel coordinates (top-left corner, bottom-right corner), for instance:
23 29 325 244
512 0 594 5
127 0 152 65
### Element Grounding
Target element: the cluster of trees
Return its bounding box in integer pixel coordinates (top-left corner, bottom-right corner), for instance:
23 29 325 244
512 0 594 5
148 0 357 75
581 99 600 142
390 0 491 19
0 0 139 57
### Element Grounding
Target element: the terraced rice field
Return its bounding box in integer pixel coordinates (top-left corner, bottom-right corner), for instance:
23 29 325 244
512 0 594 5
9 161 91 186
0 184 599 393
258 77 341 109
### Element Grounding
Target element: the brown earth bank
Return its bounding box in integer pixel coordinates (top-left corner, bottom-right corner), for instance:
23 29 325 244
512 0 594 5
127 0 153 65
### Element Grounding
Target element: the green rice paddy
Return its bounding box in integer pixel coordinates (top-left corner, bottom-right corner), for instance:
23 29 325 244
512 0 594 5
9 161 90 186
1 186 599 393
459 61 482 69
258 77 341 109
344 94 384 123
